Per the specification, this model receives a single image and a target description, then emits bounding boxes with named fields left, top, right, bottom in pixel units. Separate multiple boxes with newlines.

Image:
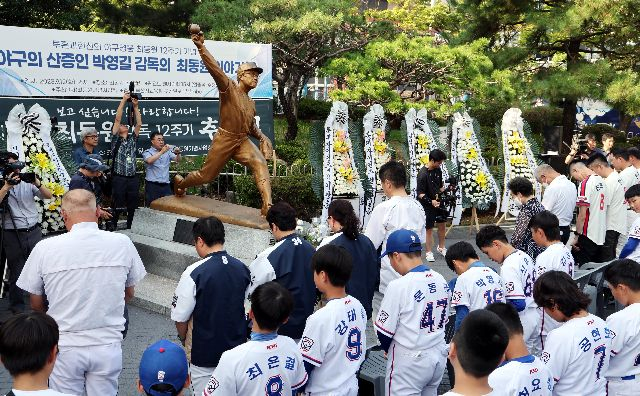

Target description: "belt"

left=114, top=173, right=137, bottom=178
left=6, top=224, right=39, bottom=232
left=146, top=180, right=169, bottom=185
left=621, top=375, right=636, bottom=380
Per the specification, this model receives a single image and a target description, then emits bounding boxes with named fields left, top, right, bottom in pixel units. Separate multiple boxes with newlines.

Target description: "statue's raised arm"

left=189, top=25, right=229, bottom=91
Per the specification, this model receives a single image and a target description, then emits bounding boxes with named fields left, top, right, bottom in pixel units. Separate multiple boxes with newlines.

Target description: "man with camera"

left=564, top=133, right=605, bottom=164
left=72, top=127, right=100, bottom=166
left=416, top=149, right=448, bottom=262
left=69, top=154, right=113, bottom=220
left=0, top=151, right=52, bottom=314
left=143, top=132, right=181, bottom=206
left=110, top=92, right=141, bottom=229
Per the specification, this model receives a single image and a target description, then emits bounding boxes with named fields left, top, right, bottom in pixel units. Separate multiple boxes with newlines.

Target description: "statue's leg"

left=175, top=130, right=238, bottom=194
left=233, top=139, right=272, bottom=216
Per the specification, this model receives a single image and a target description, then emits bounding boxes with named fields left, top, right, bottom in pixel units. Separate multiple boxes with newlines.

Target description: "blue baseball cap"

left=380, top=229, right=423, bottom=258
left=139, top=339, right=188, bottom=396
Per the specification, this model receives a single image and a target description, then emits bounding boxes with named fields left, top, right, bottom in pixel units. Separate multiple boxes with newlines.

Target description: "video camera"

left=434, top=176, right=459, bottom=223
left=570, top=131, right=590, bottom=156
left=127, top=81, right=142, bottom=102
left=0, top=152, right=36, bottom=186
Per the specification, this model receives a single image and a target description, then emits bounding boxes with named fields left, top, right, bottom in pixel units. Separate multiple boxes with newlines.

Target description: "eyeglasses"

left=85, top=135, right=98, bottom=139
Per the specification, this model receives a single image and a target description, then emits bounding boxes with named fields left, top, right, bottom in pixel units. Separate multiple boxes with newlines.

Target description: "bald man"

left=535, top=164, right=577, bottom=244
left=17, top=189, right=147, bottom=395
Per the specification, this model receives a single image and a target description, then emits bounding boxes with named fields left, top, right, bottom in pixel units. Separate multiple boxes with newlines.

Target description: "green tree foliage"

left=89, top=0, right=199, bottom=37
left=0, top=0, right=92, bottom=30
left=323, top=1, right=516, bottom=118
left=193, top=0, right=387, bottom=140
left=455, top=0, right=640, bottom=145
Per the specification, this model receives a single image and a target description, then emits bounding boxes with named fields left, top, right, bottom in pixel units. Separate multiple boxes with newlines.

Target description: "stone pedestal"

left=122, top=200, right=272, bottom=316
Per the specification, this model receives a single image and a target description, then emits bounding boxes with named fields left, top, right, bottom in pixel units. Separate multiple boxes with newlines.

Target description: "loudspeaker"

left=543, top=126, right=563, bottom=153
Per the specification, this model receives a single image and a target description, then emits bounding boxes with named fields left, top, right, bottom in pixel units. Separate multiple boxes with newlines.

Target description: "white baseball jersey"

left=605, top=171, right=627, bottom=234
left=203, top=335, right=307, bottom=396
left=451, top=265, right=505, bottom=311
left=375, top=266, right=449, bottom=351
left=576, top=174, right=607, bottom=245
left=364, top=195, right=426, bottom=294
left=299, top=296, right=367, bottom=395
left=488, top=355, right=553, bottom=396
left=606, top=302, right=640, bottom=378
left=534, top=242, right=575, bottom=281
left=541, top=313, right=612, bottom=395
left=618, top=165, right=640, bottom=191
left=501, top=250, right=535, bottom=308
left=625, top=217, right=640, bottom=263
left=618, top=165, right=640, bottom=231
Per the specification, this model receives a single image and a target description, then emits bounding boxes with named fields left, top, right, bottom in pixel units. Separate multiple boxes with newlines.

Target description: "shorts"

left=424, top=205, right=446, bottom=229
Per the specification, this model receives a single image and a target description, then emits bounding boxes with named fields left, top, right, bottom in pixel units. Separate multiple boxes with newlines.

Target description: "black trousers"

left=144, top=180, right=172, bottom=206
left=601, top=230, right=620, bottom=262
left=2, top=227, right=42, bottom=311
left=573, top=234, right=604, bottom=266
left=559, top=226, right=571, bottom=245
left=111, top=174, right=139, bottom=229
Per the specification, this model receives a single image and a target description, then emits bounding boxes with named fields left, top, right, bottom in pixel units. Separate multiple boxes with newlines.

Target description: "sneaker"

left=437, top=246, right=447, bottom=257
left=425, top=251, right=435, bottom=262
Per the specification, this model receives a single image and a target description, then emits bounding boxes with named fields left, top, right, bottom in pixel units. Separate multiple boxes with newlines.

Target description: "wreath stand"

left=445, top=205, right=481, bottom=236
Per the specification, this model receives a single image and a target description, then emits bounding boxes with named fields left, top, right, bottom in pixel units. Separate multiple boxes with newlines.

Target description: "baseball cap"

left=380, top=229, right=423, bottom=258
left=80, top=154, right=109, bottom=172
left=237, top=61, right=263, bottom=75
left=139, top=339, right=188, bottom=396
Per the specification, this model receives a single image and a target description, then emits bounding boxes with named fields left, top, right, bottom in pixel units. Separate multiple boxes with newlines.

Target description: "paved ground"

left=0, top=224, right=511, bottom=395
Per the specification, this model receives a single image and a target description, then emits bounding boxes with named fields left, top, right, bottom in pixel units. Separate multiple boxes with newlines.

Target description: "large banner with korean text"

left=0, top=97, right=273, bottom=156
left=0, top=25, right=272, bottom=99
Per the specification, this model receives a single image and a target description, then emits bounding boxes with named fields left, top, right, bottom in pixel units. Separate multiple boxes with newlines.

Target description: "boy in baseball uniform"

left=486, top=302, right=553, bottom=396
left=374, top=229, right=450, bottom=396
left=203, top=282, right=307, bottom=395
left=619, top=184, right=640, bottom=262
left=603, top=259, right=640, bottom=395
left=441, top=310, right=509, bottom=396
left=476, top=225, right=540, bottom=355
left=298, top=245, right=367, bottom=396
left=534, top=271, right=612, bottom=395
left=445, top=241, right=505, bottom=331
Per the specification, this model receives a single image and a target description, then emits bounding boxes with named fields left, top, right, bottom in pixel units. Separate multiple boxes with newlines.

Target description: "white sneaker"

left=426, top=251, right=435, bottom=262
left=437, top=246, right=447, bottom=257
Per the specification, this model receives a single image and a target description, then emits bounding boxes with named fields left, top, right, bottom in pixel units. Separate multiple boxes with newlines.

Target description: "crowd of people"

left=0, top=133, right=639, bottom=395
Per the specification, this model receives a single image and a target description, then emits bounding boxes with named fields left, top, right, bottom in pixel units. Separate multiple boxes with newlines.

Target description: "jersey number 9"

left=346, top=327, right=363, bottom=361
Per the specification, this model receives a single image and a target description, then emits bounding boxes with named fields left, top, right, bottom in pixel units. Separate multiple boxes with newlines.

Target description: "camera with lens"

left=434, top=176, right=459, bottom=223
left=571, top=131, right=590, bottom=156
left=0, top=152, right=36, bottom=186
left=127, top=81, right=142, bottom=102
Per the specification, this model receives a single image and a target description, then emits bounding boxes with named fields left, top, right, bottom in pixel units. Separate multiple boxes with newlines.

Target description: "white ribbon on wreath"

left=6, top=104, right=70, bottom=187
left=451, top=112, right=501, bottom=220
left=406, top=108, right=449, bottom=197
left=362, top=104, right=388, bottom=227
left=500, top=108, right=540, bottom=216
left=321, top=101, right=364, bottom=223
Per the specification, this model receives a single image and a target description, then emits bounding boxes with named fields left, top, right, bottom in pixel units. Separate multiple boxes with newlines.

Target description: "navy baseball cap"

left=80, top=154, right=109, bottom=172
left=380, top=229, right=423, bottom=258
left=139, top=339, right=188, bottom=396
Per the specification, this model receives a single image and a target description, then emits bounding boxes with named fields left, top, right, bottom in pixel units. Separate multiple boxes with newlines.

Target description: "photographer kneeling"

left=0, top=151, right=52, bottom=314
left=68, top=154, right=113, bottom=221
left=417, top=149, right=448, bottom=262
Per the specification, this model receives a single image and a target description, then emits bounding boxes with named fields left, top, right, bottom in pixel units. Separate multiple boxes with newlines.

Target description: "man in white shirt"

left=587, top=153, right=627, bottom=259
left=611, top=148, right=640, bottom=232
left=16, top=189, right=147, bottom=395
left=534, top=164, right=577, bottom=244
left=569, top=161, right=607, bottom=266
left=364, top=161, right=426, bottom=316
